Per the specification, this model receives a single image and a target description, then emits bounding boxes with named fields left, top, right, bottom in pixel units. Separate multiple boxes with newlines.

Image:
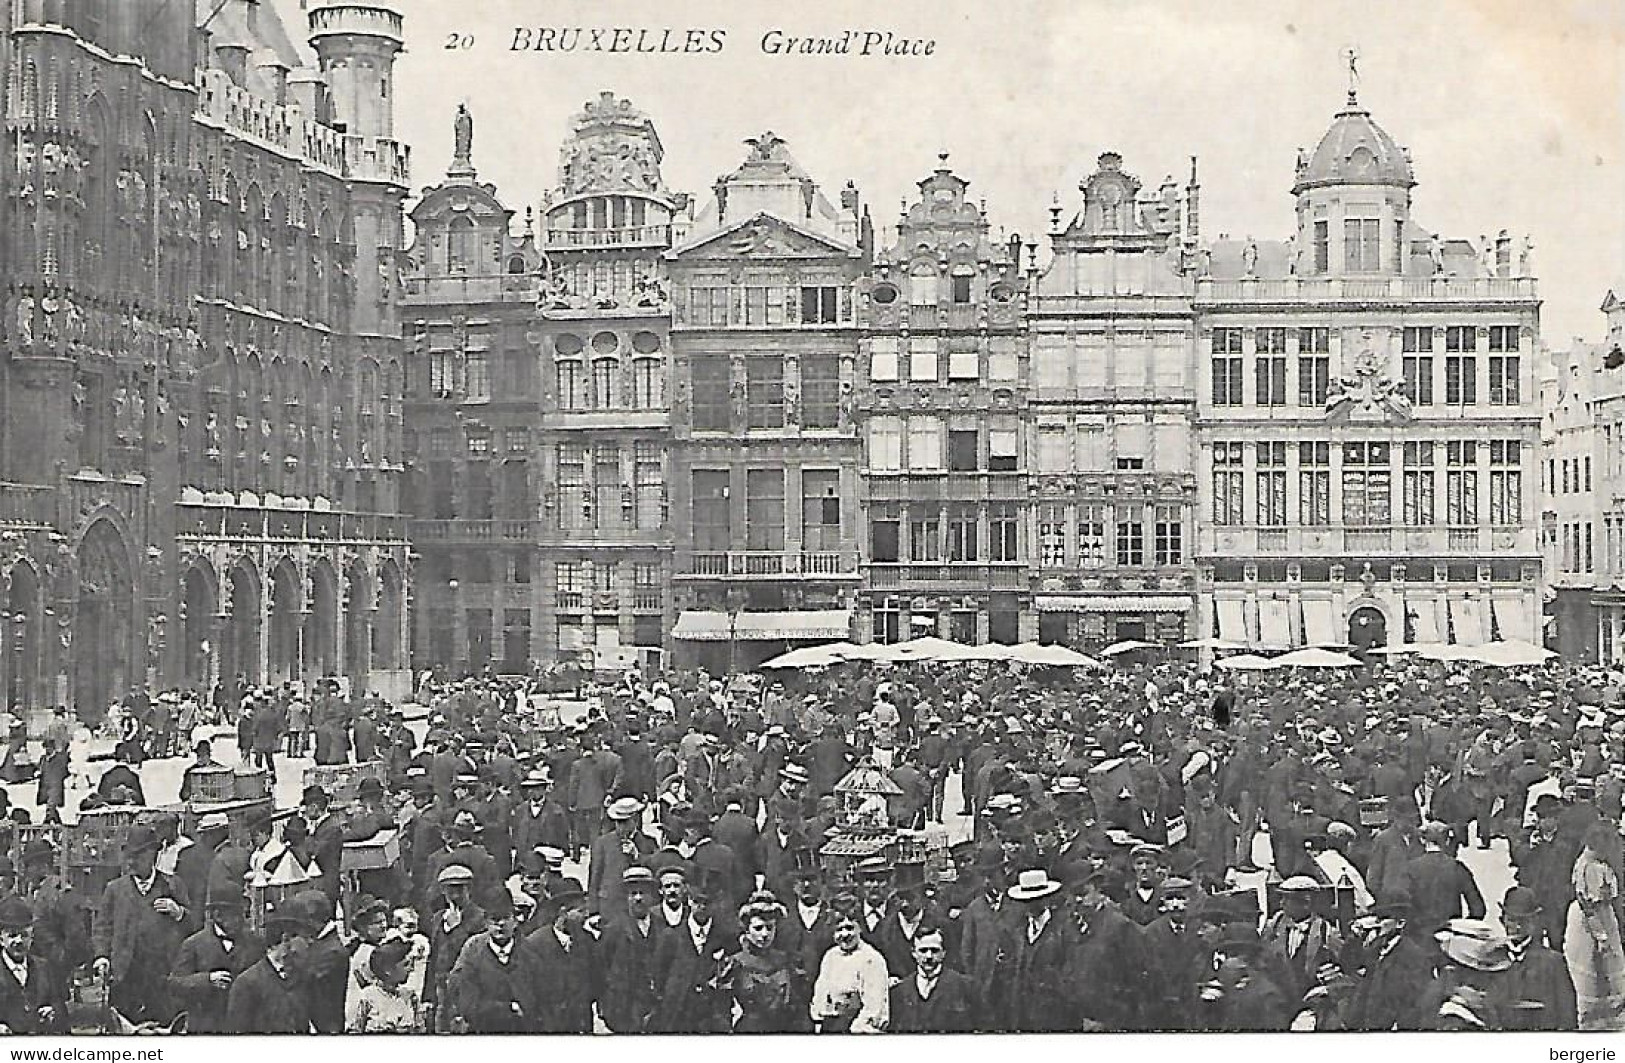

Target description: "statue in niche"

left=14, top=295, right=32, bottom=345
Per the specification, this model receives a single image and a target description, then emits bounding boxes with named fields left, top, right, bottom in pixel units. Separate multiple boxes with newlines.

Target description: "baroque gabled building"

left=666, top=133, right=871, bottom=671
left=1193, top=82, right=1542, bottom=654
left=399, top=105, right=543, bottom=674
left=856, top=158, right=1030, bottom=645
left=1027, top=153, right=1201, bottom=647
left=0, top=0, right=412, bottom=716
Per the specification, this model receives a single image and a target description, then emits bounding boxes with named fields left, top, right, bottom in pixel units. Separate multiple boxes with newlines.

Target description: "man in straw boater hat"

left=1004, top=867, right=1073, bottom=1032
left=649, top=869, right=733, bottom=1034
left=1423, top=922, right=1514, bottom=1030
left=1491, top=886, right=1577, bottom=1030
left=588, top=796, right=655, bottom=915
left=92, top=823, right=192, bottom=1026
left=0, top=895, right=66, bottom=1033
left=224, top=904, right=314, bottom=1033
left=1260, top=875, right=1344, bottom=1004
left=597, top=865, right=661, bottom=1033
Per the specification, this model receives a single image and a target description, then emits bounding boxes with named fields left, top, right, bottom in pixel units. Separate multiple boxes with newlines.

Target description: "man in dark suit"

left=168, top=896, right=265, bottom=1033
left=0, top=897, right=66, bottom=1034
left=1005, top=869, right=1077, bottom=1033
left=650, top=879, right=734, bottom=1032
left=587, top=798, right=656, bottom=915
left=424, top=865, right=487, bottom=1032
left=596, top=866, right=661, bottom=1033
left=1069, top=871, right=1154, bottom=1031
left=294, top=786, right=346, bottom=904
left=952, top=849, right=1013, bottom=1029
left=224, top=912, right=313, bottom=1034
left=1492, top=886, right=1578, bottom=1030
left=710, top=794, right=761, bottom=887
left=446, top=892, right=535, bottom=1033
left=888, top=924, right=976, bottom=1032
left=1404, top=821, right=1485, bottom=933
left=520, top=878, right=598, bottom=1033
left=92, top=825, right=192, bottom=1024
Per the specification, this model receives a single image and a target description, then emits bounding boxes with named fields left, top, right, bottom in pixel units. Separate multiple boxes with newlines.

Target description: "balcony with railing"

left=543, top=224, right=672, bottom=250
left=411, top=519, right=537, bottom=543
left=677, top=550, right=859, bottom=579
left=0, top=484, right=56, bottom=527
left=179, top=505, right=407, bottom=543
left=866, top=562, right=1027, bottom=589
left=1196, top=275, right=1538, bottom=304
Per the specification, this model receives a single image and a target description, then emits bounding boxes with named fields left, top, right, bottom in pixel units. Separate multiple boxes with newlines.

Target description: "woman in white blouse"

left=810, top=903, right=890, bottom=1033
left=347, top=940, right=423, bottom=1033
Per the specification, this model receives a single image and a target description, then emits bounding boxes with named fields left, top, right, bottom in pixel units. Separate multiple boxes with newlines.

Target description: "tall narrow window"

left=1255, top=442, right=1287, bottom=525
left=1402, top=327, right=1435, bottom=406
left=946, top=505, right=979, bottom=562
left=801, top=354, right=840, bottom=429
left=1255, top=328, right=1288, bottom=406
left=1299, top=442, right=1330, bottom=526
left=1489, top=440, right=1522, bottom=526
left=1312, top=220, right=1330, bottom=274
left=745, top=468, right=785, bottom=551
left=1297, top=327, right=1329, bottom=406
left=1212, top=442, right=1245, bottom=526
left=1211, top=329, right=1244, bottom=406
left=746, top=358, right=785, bottom=429
left=1343, top=217, right=1380, bottom=272
left=1403, top=441, right=1436, bottom=526
left=691, top=357, right=731, bottom=430
left=1155, top=505, right=1183, bottom=566
left=1114, top=505, right=1145, bottom=567
left=1446, top=441, right=1479, bottom=526
left=1445, top=326, right=1477, bottom=406
left=1487, top=325, right=1520, bottom=405
left=989, top=504, right=1019, bottom=563
left=1078, top=505, right=1106, bottom=568
left=909, top=509, right=941, bottom=562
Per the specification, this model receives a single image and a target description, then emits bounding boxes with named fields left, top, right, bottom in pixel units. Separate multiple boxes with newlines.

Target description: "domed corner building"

left=1192, top=77, right=1542, bottom=660
left=0, top=1, right=414, bottom=723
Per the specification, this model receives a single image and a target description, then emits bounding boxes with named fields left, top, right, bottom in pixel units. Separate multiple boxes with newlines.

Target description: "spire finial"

left=1345, top=46, right=1361, bottom=106
left=938, top=151, right=950, bottom=168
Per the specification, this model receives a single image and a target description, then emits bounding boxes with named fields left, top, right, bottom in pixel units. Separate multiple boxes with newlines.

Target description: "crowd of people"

left=0, top=650, right=1621, bottom=1034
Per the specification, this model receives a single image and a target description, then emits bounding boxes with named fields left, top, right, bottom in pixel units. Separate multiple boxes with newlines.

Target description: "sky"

left=278, top=0, right=1625, bottom=345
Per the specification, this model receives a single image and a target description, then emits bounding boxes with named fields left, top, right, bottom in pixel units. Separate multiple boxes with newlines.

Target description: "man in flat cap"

left=423, top=864, right=485, bottom=1032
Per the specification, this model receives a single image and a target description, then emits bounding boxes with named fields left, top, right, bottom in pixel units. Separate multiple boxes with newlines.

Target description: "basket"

left=1358, top=798, right=1390, bottom=829
left=233, top=767, right=271, bottom=801
left=188, top=767, right=236, bottom=804
left=63, top=807, right=146, bottom=870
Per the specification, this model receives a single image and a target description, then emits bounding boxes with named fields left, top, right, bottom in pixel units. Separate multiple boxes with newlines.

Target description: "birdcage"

left=303, top=761, right=384, bottom=808
left=185, top=766, right=236, bottom=805
left=233, top=765, right=271, bottom=801
left=247, top=849, right=318, bottom=935
left=62, top=807, right=146, bottom=899
left=831, top=761, right=903, bottom=831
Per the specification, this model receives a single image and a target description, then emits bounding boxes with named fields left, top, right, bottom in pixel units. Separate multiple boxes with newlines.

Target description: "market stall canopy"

left=1270, top=647, right=1362, bottom=669
left=1178, top=637, right=1251, bottom=651
left=672, top=609, right=852, bottom=642
left=1417, top=643, right=1482, bottom=663
left=1368, top=642, right=1443, bottom=656
left=759, top=642, right=860, bottom=669
left=1214, top=653, right=1277, bottom=672
left=1461, top=639, right=1557, bottom=667
left=872, top=636, right=984, bottom=664
left=1101, top=640, right=1161, bottom=657
left=1006, top=642, right=1104, bottom=668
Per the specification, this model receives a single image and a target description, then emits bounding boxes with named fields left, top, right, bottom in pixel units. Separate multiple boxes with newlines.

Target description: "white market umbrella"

left=1466, top=640, right=1557, bottom=667
left=1006, top=642, right=1104, bottom=668
left=1368, top=643, right=1430, bottom=656
left=875, top=636, right=982, bottom=664
left=1214, top=653, right=1277, bottom=672
left=1270, top=647, right=1362, bottom=669
left=958, top=643, right=1018, bottom=663
left=1178, top=637, right=1251, bottom=652
left=1418, top=643, right=1483, bottom=663
left=836, top=642, right=895, bottom=662
left=1101, top=640, right=1161, bottom=657
left=759, top=642, right=859, bottom=669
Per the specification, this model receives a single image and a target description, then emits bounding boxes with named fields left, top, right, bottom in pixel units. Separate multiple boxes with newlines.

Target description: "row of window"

left=687, top=285, right=849, bottom=328
left=1209, top=326, right=1522, bottom=407
left=690, top=469, right=845, bottom=552
left=865, top=503, right=1184, bottom=568
left=554, top=561, right=665, bottom=596
left=1559, top=522, right=1595, bottom=574
left=868, top=504, right=1021, bottom=564
left=867, top=418, right=1020, bottom=473
left=1211, top=440, right=1523, bottom=527
left=867, top=337, right=1021, bottom=384
left=422, top=427, right=534, bottom=457
left=690, top=355, right=842, bottom=430
left=1549, top=455, right=1593, bottom=496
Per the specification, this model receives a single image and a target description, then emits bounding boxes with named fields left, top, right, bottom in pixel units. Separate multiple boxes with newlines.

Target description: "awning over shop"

left=1492, top=596, right=1536, bottom=643
left=735, top=611, right=852, bottom=641
left=673, top=610, right=853, bottom=642
left=1035, top=595, right=1191, bottom=613
left=672, top=612, right=732, bottom=642
left=1257, top=599, right=1292, bottom=650
left=1449, top=597, right=1486, bottom=646
left=1410, top=599, right=1442, bottom=644
left=1216, top=599, right=1250, bottom=643
left=1301, top=599, right=1339, bottom=647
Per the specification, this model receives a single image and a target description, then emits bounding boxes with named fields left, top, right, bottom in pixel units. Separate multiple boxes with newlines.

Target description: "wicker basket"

left=233, top=767, right=271, bottom=801
left=188, top=767, right=236, bottom=804
left=303, top=761, right=384, bottom=807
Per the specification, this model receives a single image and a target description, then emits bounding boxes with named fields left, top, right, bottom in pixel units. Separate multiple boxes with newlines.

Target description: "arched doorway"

left=72, top=520, right=135, bottom=719
left=179, top=566, right=215, bottom=693
left=1348, top=605, right=1387, bottom=655
left=221, top=561, right=261, bottom=687
left=5, top=565, right=44, bottom=710
left=303, top=561, right=338, bottom=682
left=267, top=559, right=302, bottom=685
left=374, top=561, right=404, bottom=671
left=343, top=561, right=373, bottom=693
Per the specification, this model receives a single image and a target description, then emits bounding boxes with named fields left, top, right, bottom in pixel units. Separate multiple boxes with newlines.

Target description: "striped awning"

left=672, top=610, right=852, bottom=642
left=1035, top=595, right=1191, bottom=613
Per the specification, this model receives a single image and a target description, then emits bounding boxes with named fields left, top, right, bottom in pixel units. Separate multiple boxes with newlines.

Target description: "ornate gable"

left=672, top=213, right=853, bottom=261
